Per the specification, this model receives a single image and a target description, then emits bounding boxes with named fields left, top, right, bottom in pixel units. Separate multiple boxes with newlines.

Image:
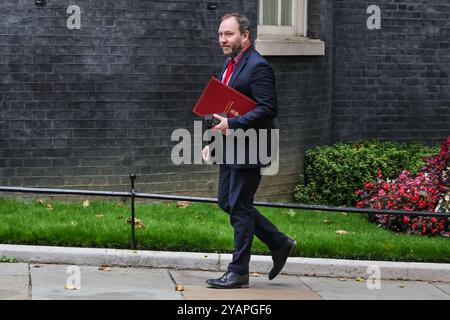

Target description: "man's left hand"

left=213, top=113, right=230, bottom=135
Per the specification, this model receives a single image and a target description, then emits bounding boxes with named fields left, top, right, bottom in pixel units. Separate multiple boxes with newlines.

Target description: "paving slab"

left=0, top=276, right=29, bottom=300
left=0, top=263, right=29, bottom=300
left=300, top=276, right=450, bottom=300
left=433, top=282, right=450, bottom=295
left=30, top=264, right=182, bottom=300
left=0, top=263, right=29, bottom=276
left=170, top=270, right=322, bottom=300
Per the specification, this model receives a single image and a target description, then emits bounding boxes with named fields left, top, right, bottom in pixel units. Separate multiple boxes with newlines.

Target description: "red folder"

left=192, top=76, right=256, bottom=118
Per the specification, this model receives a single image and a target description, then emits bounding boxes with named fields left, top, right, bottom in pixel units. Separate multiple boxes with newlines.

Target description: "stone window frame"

left=255, top=0, right=325, bottom=56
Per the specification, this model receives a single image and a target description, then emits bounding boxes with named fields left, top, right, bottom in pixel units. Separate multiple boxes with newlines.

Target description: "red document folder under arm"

left=192, top=76, right=256, bottom=118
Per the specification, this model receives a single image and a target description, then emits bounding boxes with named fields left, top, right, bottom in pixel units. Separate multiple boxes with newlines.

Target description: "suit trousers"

left=218, top=164, right=288, bottom=275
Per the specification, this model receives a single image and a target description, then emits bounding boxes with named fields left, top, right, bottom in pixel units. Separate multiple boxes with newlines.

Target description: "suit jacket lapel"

left=228, top=47, right=252, bottom=88
left=228, top=59, right=247, bottom=88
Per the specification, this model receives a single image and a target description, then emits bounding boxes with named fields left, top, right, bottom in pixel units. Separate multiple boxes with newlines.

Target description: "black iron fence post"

left=130, top=174, right=136, bottom=250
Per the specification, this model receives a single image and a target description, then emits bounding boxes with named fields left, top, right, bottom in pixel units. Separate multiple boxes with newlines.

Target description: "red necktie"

left=222, top=58, right=235, bottom=85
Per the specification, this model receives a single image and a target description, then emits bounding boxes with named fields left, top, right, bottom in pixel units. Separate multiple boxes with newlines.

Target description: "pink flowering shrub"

left=355, top=136, right=450, bottom=237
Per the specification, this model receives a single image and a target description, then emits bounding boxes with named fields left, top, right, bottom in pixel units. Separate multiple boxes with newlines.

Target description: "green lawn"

left=0, top=197, right=449, bottom=263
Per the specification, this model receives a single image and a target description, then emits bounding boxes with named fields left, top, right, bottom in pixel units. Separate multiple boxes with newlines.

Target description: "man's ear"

left=243, top=30, right=250, bottom=41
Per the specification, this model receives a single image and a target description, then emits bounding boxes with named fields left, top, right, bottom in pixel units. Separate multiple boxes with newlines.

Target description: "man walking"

left=203, top=13, right=297, bottom=289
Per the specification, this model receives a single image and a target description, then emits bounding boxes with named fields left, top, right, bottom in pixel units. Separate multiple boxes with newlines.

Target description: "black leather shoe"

left=205, top=271, right=249, bottom=289
left=269, top=238, right=297, bottom=280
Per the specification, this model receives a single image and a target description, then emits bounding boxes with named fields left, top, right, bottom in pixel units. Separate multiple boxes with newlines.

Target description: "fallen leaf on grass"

left=287, top=209, right=296, bottom=217
left=335, top=230, right=348, bottom=235
left=341, top=212, right=348, bottom=216
left=71, top=221, right=78, bottom=227
left=37, top=199, right=45, bottom=205
left=175, top=285, right=185, bottom=292
left=176, top=201, right=190, bottom=209
left=323, top=220, right=333, bottom=224
left=126, top=217, right=145, bottom=229
left=47, top=204, right=53, bottom=210
left=95, top=214, right=104, bottom=219
left=82, top=200, right=90, bottom=207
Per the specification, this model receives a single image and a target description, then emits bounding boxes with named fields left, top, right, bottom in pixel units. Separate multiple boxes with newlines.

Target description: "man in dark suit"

left=203, top=13, right=297, bottom=289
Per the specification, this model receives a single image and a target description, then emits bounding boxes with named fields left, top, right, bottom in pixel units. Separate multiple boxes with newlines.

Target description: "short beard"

left=228, top=46, right=243, bottom=58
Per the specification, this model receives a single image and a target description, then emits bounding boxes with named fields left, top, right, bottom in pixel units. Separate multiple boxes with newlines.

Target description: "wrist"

left=227, top=117, right=238, bottom=129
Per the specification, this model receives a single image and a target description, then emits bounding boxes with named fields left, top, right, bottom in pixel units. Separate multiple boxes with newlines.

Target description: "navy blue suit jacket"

left=219, top=46, right=278, bottom=169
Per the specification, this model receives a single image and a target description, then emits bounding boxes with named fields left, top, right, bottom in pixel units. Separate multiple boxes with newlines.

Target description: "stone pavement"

left=2, top=244, right=450, bottom=282
left=1, top=262, right=449, bottom=300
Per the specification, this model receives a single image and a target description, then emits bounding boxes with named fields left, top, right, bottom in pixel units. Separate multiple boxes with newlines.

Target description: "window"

left=258, top=0, right=308, bottom=37
left=255, top=0, right=324, bottom=56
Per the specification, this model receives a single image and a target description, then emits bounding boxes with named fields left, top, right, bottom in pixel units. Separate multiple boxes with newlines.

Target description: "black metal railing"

left=1, top=174, right=449, bottom=249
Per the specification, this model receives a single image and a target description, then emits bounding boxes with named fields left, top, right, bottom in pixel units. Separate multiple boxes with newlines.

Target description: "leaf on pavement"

left=64, top=285, right=79, bottom=290
left=99, top=266, right=111, bottom=272
left=175, top=285, right=185, bottom=292
left=355, top=277, right=365, bottom=282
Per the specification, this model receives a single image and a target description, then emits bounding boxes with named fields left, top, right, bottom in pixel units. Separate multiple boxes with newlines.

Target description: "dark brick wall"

left=0, top=0, right=222, bottom=195
left=2, top=0, right=446, bottom=201
left=0, top=0, right=332, bottom=200
left=333, top=0, right=450, bottom=144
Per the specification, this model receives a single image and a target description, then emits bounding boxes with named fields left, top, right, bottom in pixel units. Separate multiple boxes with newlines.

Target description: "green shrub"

left=294, top=140, right=439, bottom=206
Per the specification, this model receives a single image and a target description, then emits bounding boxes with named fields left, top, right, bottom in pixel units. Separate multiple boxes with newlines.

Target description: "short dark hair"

left=221, top=13, right=250, bottom=36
